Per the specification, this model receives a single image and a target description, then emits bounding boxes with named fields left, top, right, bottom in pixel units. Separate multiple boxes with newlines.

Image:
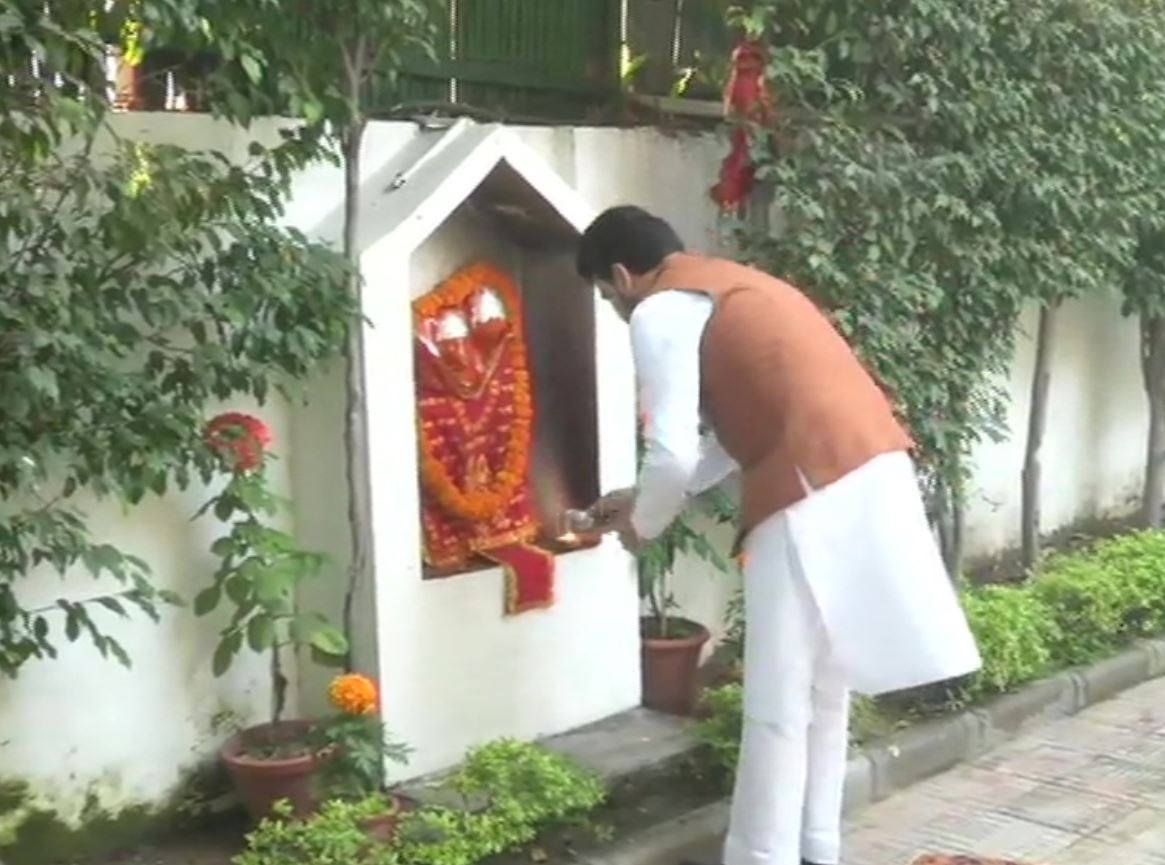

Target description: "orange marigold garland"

left=329, top=673, right=378, bottom=715
left=414, top=263, right=533, bottom=523
left=412, top=261, right=554, bottom=615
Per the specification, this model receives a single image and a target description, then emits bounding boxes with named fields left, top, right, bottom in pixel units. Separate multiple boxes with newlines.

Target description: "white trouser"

left=723, top=511, right=850, bottom=865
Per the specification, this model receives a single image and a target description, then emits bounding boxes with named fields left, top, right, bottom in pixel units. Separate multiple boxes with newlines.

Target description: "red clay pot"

left=640, top=617, right=711, bottom=716
left=364, top=795, right=415, bottom=845
left=221, top=720, right=333, bottom=821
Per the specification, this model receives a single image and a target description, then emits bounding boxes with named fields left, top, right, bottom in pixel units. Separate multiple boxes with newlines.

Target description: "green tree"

left=999, top=1, right=1165, bottom=566
left=148, top=0, right=442, bottom=664
left=0, top=1, right=356, bottom=675
left=1124, top=228, right=1165, bottom=527
left=726, top=1, right=1020, bottom=571
left=723, top=0, right=1165, bottom=570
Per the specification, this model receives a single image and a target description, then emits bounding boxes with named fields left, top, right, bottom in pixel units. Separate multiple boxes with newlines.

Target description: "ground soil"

left=97, top=814, right=247, bottom=865
left=967, top=512, right=1139, bottom=585
left=485, top=762, right=724, bottom=865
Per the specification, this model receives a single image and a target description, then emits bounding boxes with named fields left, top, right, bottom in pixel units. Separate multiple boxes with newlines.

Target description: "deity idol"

left=412, top=262, right=554, bottom=615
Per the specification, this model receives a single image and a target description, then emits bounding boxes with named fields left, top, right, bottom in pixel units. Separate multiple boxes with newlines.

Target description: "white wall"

left=0, top=113, right=1149, bottom=828
left=357, top=168, right=640, bottom=777
left=963, top=297, right=1145, bottom=555
left=0, top=395, right=297, bottom=825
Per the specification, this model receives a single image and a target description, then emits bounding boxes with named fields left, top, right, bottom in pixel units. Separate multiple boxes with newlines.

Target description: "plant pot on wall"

left=221, top=720, right=333, bottom=821
left=640, top=617, right=711, bottom=716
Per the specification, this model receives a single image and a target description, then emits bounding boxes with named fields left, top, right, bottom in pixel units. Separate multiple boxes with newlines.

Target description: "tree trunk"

left=1021, top=302, right=1057, bottom=571
left=1141, top=315, right=1165, bottom=528
left=950, top=490, right=965, bottom=578
left=271, top=644, right=287, bottom=724
left=933, top=464, right=965, bottom=579
left=340, top=117, right=374, bottom=670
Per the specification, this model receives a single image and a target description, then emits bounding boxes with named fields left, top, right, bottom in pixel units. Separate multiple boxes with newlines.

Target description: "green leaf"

left=308, top=626, right=349, bottom=658
left=193, top=586, right=221, bottom=616
left=290, top=612, right=325, bottom=643
left=224, top=574, right=252, bottom=605
left=108, top=639, right=132, bottom=668
left=241, top=55, right=264, bottom=85
left=210, top=536, right=235, bottom=557
left=212, top=631, right=243, bottom=677
left=246, top=614, right=276, bottom=652
left=310, top=645, right=348, bottom=669
left=254, top=564, right=298, bottom=603
left=27, top=366, right=59, bottom=400
left=303, top=99, right=325, bottom=125
left=213, top=497, right=235, bottom=522
left=96, top=597, right=127, bottom=617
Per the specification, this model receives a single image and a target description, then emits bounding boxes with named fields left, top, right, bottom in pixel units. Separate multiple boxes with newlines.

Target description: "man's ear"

left=611, top=262, right=634, bottom=296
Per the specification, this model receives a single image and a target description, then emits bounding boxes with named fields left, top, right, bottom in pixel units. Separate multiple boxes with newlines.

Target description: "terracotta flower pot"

left=640, top=617, right=711, bottom=716
left=364, top=795, right=415, bottom=845
left=221, top=720, right=333, bottom=821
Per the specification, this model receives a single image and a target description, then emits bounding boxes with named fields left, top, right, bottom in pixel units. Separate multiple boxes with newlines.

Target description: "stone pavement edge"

left=583, top=639, right=1165, bottom=865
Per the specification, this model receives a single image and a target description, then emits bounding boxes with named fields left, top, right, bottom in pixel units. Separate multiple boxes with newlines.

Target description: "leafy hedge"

left=965, top=530, right=1165, bottom=699
left=696, top=530, right=1165, bottom=777
left=236, top=740, right=606, bottom=865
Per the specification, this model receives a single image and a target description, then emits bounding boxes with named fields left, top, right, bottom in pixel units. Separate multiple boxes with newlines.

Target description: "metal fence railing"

left=7, top=1, right=735, bottom=123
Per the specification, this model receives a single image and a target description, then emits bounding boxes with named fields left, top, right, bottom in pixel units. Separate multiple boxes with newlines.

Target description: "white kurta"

left=630, top=288, right=980, bottom=865
left=628, top=290, right=981, bottom=698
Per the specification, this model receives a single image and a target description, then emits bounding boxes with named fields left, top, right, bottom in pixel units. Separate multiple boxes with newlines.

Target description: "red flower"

left=205, top=412, right=272, bottom=473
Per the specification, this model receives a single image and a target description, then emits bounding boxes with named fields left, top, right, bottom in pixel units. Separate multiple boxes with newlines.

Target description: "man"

left=575, top=206, right=981, bottom=865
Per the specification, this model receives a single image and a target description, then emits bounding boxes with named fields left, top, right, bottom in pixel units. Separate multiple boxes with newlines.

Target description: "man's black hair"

left=575, top=205, right=685, bottom=282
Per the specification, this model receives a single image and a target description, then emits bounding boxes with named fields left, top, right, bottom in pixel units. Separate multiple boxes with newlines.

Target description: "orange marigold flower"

left=329, top=673, right=378, bottom=715
left=205, top=412, right=273, bottom=473
left=414, top=262, right=533, bottom=524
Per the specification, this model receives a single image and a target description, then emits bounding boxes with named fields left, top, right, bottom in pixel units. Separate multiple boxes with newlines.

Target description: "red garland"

left=712, top=38, right=776, bottom=213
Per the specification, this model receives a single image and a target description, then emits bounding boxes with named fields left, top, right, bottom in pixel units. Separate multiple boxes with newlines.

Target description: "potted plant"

left=638, top=488, right=736, bottom=715
left=317, top=673, right=413, bottom=842
left=193, top=412, right=408, bottom=821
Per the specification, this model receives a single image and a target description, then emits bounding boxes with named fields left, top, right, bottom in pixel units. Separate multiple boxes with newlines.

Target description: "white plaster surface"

left=0, top=395, right=297, bottom=823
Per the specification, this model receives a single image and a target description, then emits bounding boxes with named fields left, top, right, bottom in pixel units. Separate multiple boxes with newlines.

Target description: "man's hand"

left=590, top=487, right=636, bottom=530
left=617, top=525, right=644, bottom=555
left=592, top=488, right=646, bottom=554
left=578, top=488, right=644, bottom=554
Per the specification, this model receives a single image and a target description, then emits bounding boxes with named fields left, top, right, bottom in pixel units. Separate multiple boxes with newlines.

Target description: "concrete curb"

left=586, top=637, right=1165, bottom=865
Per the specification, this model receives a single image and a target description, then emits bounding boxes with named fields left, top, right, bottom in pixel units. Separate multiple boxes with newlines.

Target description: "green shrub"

left=235, top=798, right=400, bottom=865
left=234, top=741, right=605, bottom=865
left=849, top=695, right=891, bottom=744
left=959, top=584, right=1059, bottom=702
left=1087, top=530, right=1165, bottom=637
left=394, top=740, right=606, bottom=865
left=693, top=529, right=1165, bottom=789
left=1024, top=531, right=1165, bottom=666
left=693, top=685, right=888, bottom=781
left=693, top=684, right=743, bottom=779
left=1031, top=557, right=1128, bottom=665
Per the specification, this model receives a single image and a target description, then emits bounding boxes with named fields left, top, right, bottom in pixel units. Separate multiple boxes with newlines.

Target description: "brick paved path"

left=845, top=677, right=1165, bottom=865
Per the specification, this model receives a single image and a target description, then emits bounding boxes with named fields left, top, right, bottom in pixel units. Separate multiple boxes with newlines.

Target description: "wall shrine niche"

left=409, top=197, right=600, bottom=615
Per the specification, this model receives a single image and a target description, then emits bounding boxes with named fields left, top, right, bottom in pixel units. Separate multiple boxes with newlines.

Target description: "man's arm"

left=628, top=292, right=714, bottom=541
left=688, top=432, right=739, bottom=497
